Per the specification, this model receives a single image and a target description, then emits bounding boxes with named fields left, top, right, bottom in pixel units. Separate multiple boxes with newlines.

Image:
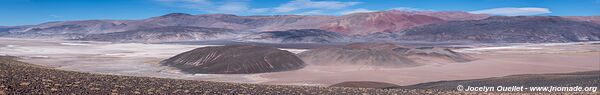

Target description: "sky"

left=1, top=0, right=599, bottom=26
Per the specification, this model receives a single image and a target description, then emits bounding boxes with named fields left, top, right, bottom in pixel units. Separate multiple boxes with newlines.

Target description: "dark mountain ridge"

left=239, top=29, right=347, bottom=43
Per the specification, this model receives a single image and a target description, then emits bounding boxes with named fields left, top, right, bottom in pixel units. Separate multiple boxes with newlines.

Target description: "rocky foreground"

left=0, top=56, right=437, bottom=94
left=1, top=56, right=597, bottom=94
left=393, top=70, right=600, bottom=90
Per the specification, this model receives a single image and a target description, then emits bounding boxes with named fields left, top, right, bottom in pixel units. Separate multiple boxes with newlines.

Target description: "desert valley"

left=1, top=38, right=599, bottom=87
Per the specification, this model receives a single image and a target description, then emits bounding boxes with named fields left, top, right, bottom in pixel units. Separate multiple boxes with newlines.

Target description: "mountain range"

left=1, top=10, right=599, bottom=43
left=78, top=26, right=237, bottom=42
left=370, top=16, right=600, bottom=43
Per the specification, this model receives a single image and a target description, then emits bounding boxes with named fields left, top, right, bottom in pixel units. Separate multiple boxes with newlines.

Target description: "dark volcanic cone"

left=160, top=45, right=305, bottom=74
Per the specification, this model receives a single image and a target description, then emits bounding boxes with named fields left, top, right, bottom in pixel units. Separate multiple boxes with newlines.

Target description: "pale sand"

left=259, top=42, right=600, bottom=86
left=1, top=38, right=598, bottom=86
left=260, top=52, right=599, bottom=86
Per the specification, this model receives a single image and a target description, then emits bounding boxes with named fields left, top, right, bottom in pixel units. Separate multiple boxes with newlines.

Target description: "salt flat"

left=1, top=38, right=598, bottom=86
left=0, top=38, right=308, bottom=84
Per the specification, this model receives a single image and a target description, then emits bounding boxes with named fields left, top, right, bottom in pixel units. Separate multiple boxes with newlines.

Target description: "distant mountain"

left=1, top=13, right=334, bottom=35
left=239, top=29, right=347, bottom=43
left=1, top=10, right=486, bottom=37
left=319, top=11, right=489, bottom=35
left=0, top=27, right=14, bottom=35
left=383, top=16, right=600, bottom=43
left=5, top=20, right=133, bottom=34
left=320, top=11, right=446, bottom=35
left=2, top=10, right=599, bottom=43
left=564, top=16, right=600, bottom=24
left=0, top=20, right=134, bottom=39
left=160, top=45, right=305, bottom=74
left=78, top=26, right=236, bottom=42
left=407, top=11, right=489, bottom=21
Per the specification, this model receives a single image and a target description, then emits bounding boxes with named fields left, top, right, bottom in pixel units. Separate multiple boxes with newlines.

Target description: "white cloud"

left=469, top=7, right=551, bottom=16
left=297, top=10, right=325, bottom=15
left=156, top=0, right=268, bottom=14
left=275, top=0, right=362, bottom=13
left=340, top=8, right=374, bottom=15
left=248, top=8, right=270, bottom=13
left=156, top=0, right=209, bottom=3
left=156, top=0, right=212, bottom=10
left=155, top=0, right=212, bottom=8
left=214, top=2, right=250, bottom=14
left=49, top=15, right=62, bottom=18
left=155, top=0, right=363, bottom=15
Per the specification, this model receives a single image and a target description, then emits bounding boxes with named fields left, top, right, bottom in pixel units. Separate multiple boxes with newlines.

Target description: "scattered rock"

left=19, top=82, right=30, bottom=86
left=50, top=88, right=58, bottom=92
left=330, top=81, right=400, bottom=89
left=90, top=87, right=100, bottom=91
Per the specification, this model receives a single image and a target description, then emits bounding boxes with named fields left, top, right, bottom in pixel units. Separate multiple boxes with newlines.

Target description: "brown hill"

left=399, top=47, right=474, bottom=63
left=298, top=43, right=419, bottom=67
left=298, top=43, right=473, bottom=66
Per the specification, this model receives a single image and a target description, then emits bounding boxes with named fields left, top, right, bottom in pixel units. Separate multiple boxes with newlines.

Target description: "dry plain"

left=1, top=38, right=598, bottom=86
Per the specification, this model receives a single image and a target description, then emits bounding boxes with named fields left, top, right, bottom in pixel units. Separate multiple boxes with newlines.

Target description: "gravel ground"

left=394, top=71, right=600, bottom=90
left=1, top=56, right=597, bottom=95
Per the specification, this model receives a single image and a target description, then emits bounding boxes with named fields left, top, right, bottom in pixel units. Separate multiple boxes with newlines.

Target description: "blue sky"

left=1, top=0, right=599, bottom=26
